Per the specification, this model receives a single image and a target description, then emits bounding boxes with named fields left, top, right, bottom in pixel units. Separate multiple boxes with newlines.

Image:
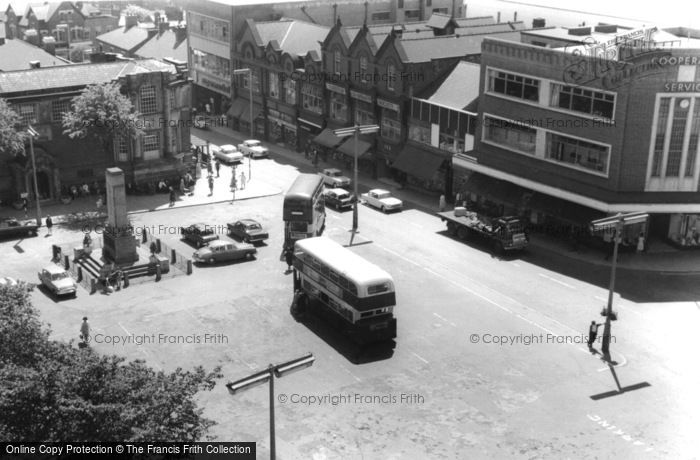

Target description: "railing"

left=142, top=228, right=193, bottom=275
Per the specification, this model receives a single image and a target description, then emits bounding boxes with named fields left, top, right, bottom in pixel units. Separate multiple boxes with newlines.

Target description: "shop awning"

left=528, top=192, right=605, bottom=225
left=313, top=128, right=343, bottom=149
left=463, top=173, right=524, bottom=206
left=238, top=103, right=262, bottom=123
left=226, top=98, right=248, bottom=118
left=337, top=137, right=372, bottom=158
left=392, top=144, right=446, bottom=180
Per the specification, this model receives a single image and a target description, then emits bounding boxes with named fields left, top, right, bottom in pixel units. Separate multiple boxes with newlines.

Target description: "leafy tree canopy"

left=124, top=5, right=153, bottom=22
left=0, top=284, right=222, bottom=442
left=0, top=98, right=26, bottom=156
left=62, top=82, right=143, bottom=156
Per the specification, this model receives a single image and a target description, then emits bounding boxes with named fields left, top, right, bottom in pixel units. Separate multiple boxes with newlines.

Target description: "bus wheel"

left=457, top=226, right=468, bottom=240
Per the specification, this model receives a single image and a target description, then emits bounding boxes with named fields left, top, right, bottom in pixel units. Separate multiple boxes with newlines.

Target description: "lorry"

left=437, top=207, right=528, bottom=252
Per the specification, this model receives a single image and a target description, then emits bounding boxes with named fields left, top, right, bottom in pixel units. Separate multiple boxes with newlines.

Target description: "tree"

left=62, top=82, right=142, bottom=160
left=0, top=284, right=222, bottom=442
left=123, top=5, right=153, bottom=22
left=0, top=98, right=26, bottom=157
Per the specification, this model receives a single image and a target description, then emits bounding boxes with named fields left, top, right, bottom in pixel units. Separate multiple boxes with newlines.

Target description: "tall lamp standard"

left=589, top=212, right=648, bottom=359
left=226, top=353, right=314, bottom=460
left=27, top=125, right=42, bottom=226
left=233, top=68, right=253, bottom=181
left=333, top=124, right=379, bottom=233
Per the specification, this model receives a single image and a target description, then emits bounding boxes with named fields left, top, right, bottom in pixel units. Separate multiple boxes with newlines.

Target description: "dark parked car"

left=180, top=223, right=220, bottom=247
left=323, top=188, right=354, bottom=211
left=227, top=219, right=269, bottom=244
left=192, top=240, right=257, bottom=264
left=0, top=218, right=38, bottom=239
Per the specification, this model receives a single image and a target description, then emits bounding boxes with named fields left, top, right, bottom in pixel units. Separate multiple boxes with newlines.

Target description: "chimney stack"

left=514, top=11, right=517, bottom=22
left=532, top=18, right=545, bottom=28
left=42, top=35, right=56, bottom=55
left=497, top=12, right=501, bottom=23
left=125, top=14, right=138, bottom=29
left=333, top=4, right=337, bottom=24
left=29, top=60, right=41, bottom=69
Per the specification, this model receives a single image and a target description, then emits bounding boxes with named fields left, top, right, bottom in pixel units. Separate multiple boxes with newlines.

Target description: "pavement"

left=3, top=123, right=699, bottom=274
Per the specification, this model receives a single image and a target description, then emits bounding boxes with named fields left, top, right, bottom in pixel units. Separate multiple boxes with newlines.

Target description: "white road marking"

left=433, top=313, right=457, bottom=328
left=241, top=359, right=256, bottom=370
left=411, top=352, right=429, bottom=364
left=118, top=322, right=131, bottom=336
left=597, top=351, right=628, bottom=371
left=539, top=273, right=576, bottom=289
left=409, top=221, right=423, bottom=229
left=342, top=366, right=362, bottom=382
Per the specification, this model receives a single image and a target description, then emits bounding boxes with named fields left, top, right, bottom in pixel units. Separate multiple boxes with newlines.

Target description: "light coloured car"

left=193, top=115, right=209, bottom=130
left=238, top=139, right=270, bottom=158
left=213, top=144, right=243, bottom=164
left=319, top=168, right=351, bottom=188
left=38, top=265, right=77, bottom=297
left=361, top=188, right=403, bottom=213
left=192, top=240, right=257, bottom=264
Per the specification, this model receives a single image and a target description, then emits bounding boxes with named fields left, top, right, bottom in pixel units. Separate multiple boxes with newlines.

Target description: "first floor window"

left=139, top=85, right=157, bottom=114
left=483, top=116, right=536, bottom=154
left=268, top=71, right=279, bottom=99
left=546, top=133, right=609, bottom=174
left=329, top=92, right=347, bottom=122
left=408, top=124, right=430, bottom=144
left=301, top=84, right=323, bottom=114
left=284, top=78, right=296, bottom=104
left=16, top=104, right=37, bottom=127
left=354, top=102, right=374, bottom=125
left=52, top=100, right=70, bottom=123
left=488, top=69, right=539, bottom=102
left=141, top=132, right=160, bottom=160
left=381, top=108, right=401, bottom=141
left=115, top=135, right=129, bottom=162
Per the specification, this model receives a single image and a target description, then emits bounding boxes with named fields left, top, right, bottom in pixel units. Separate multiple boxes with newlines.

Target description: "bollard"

left=77, top=266, right=83, bottom=282
left=156, top=239, right=162, bottom=253
left=186, top=259, right=193, bottom=275
left=171, top=249, right=176, bottom=264
left=52, top=245, right=60, bottom=261
left=155, top=264, right=162, bottom=281
left=123, top=272, right=129, bottom=288
left=142, top=226, right=148, bottom=243
left=90, top=278, right=96, bottom=294
left=64, top=254, right=70, bottom=270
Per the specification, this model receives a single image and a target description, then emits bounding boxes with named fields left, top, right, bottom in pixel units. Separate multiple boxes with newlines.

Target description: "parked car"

left=361, top=189, right=403, bottom=212
left=38, top=265, right=77, bottom=297
left=193, top=115, right=209, bottom=130
left=227, top=219, right=269, bottom=244
left=0, top=218, right=39, bottom=239
left=238, top=139, right=270, bottom=158
left=180, top=223, right=220, bottom=247
left=323, top=188, right=354, bottom=211
left=213, top=144, right=243, bottom=164
left=192, top=240, right=257, bottom=264
left=319, top=168, right=351, bottom=188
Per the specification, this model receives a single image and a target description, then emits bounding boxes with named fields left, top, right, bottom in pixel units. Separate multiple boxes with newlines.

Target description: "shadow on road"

left=590, top=362, right=652, bottom=400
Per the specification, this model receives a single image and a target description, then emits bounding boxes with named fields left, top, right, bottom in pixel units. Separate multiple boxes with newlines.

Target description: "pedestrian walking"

left=45, top=215, right=53, bottom=236
left=208, top=175, right=214, bottom=196
left=215, top=159, right=221, bottom=178
left=240, top=171, right=246, bottom=190
left=80, top=317, right=90, bottom=347
left=284, top=246, right=294, bottom=271
left=636, top=232, right=645, bottom=253
left=22, top=197, right=28, bottom=218
left=169, top=186, right=176, bottom=207
left=439, top=194, right=446, bottom=212
left=587, top=321, right=602, bottom=349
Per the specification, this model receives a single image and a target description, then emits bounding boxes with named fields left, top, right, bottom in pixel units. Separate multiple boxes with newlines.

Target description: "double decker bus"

left=283, top=174, right=326, bottom=248
left=291, top=237, right=397, bottom=346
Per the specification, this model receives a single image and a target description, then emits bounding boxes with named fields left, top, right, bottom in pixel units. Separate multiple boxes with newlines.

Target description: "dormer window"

left=360, top=56, right=368, bottom=82
left=334, top=50, right=341, bottom=75
left=387, top=64, right=395, bottom=91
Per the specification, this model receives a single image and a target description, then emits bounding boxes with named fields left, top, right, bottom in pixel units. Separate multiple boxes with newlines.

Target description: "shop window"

left=551, top=83, right=614, bottom=118
left=483, top=116, right=536, bottom=154
left=546, top=133, right=609, bottom=174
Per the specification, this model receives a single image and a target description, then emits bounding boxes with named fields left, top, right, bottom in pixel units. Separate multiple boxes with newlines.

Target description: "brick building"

left=0, top=58, right=191, bottom=204
left=451, top=26, right=700, bottom=247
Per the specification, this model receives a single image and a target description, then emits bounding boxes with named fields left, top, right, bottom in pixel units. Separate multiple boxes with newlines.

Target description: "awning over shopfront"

left=463, top=172, right=523, bottom=206
left=238, top=103, right=262, bottom=123
left=528, top=192, right=605, bottom=225
left=392, top=144, right=446, bottom=180
left=337, top=137, right=372, bottom=158
left=226, top=98, right=248, bottom=118
left=313, top=128, right=343, bottom=149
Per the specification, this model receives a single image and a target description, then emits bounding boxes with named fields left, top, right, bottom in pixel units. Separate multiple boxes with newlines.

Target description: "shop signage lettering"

left=325, top=83, right=346, bottom=95
left=652, top=56, right=700, bottom=66
left=377, top=98, right=400, bottom=112
left=200, top=76, right=230, bottom=95
left=350, top=90, right=373, bottom=103
left=663, top=82, right=700, bottom=92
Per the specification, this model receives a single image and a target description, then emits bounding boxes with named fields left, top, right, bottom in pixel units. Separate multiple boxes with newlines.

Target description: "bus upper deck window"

left=368, top=283, right=389, bottom=295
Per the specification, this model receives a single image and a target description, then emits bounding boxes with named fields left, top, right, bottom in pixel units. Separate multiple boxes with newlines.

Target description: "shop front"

left=335, top=136, right=374, bottom=175
left=298, top=116, right=324, bottom=156
left=667, top=213, right=700, bottom=247
left=391, top=142, right=450, bottom=194
left=267, top=107, right=298, bottom=151
left=193, top=71, right=231, bottom=116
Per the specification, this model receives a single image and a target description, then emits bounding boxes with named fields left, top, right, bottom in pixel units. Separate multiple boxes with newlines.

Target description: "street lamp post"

left=233, top=68, right=254, bottom=181
left=27, top=126, right=41, bottom=226
left=333, top=124, right=379, bottom=233
left=590, top=212, right=648, bottom=359
left=226, top=353, right=314, bottom=460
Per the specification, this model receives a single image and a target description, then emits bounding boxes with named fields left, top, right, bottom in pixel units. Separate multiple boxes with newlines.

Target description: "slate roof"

left=426, top=61, right=481, bottom=111
left=0, top=37, right=71, bottom=71
left=426, top=13, right=451, bottom=29
left=0, top=59, right=174, bottom=94
left=254, top=19, right=329, bottom=57
left=396, top=30, right=523, bottom=63
left=96, top=24, right=153, bottom=53
left=134, top=28, right=187, bottom=61
left=455, top=16, right=497, bottom=27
